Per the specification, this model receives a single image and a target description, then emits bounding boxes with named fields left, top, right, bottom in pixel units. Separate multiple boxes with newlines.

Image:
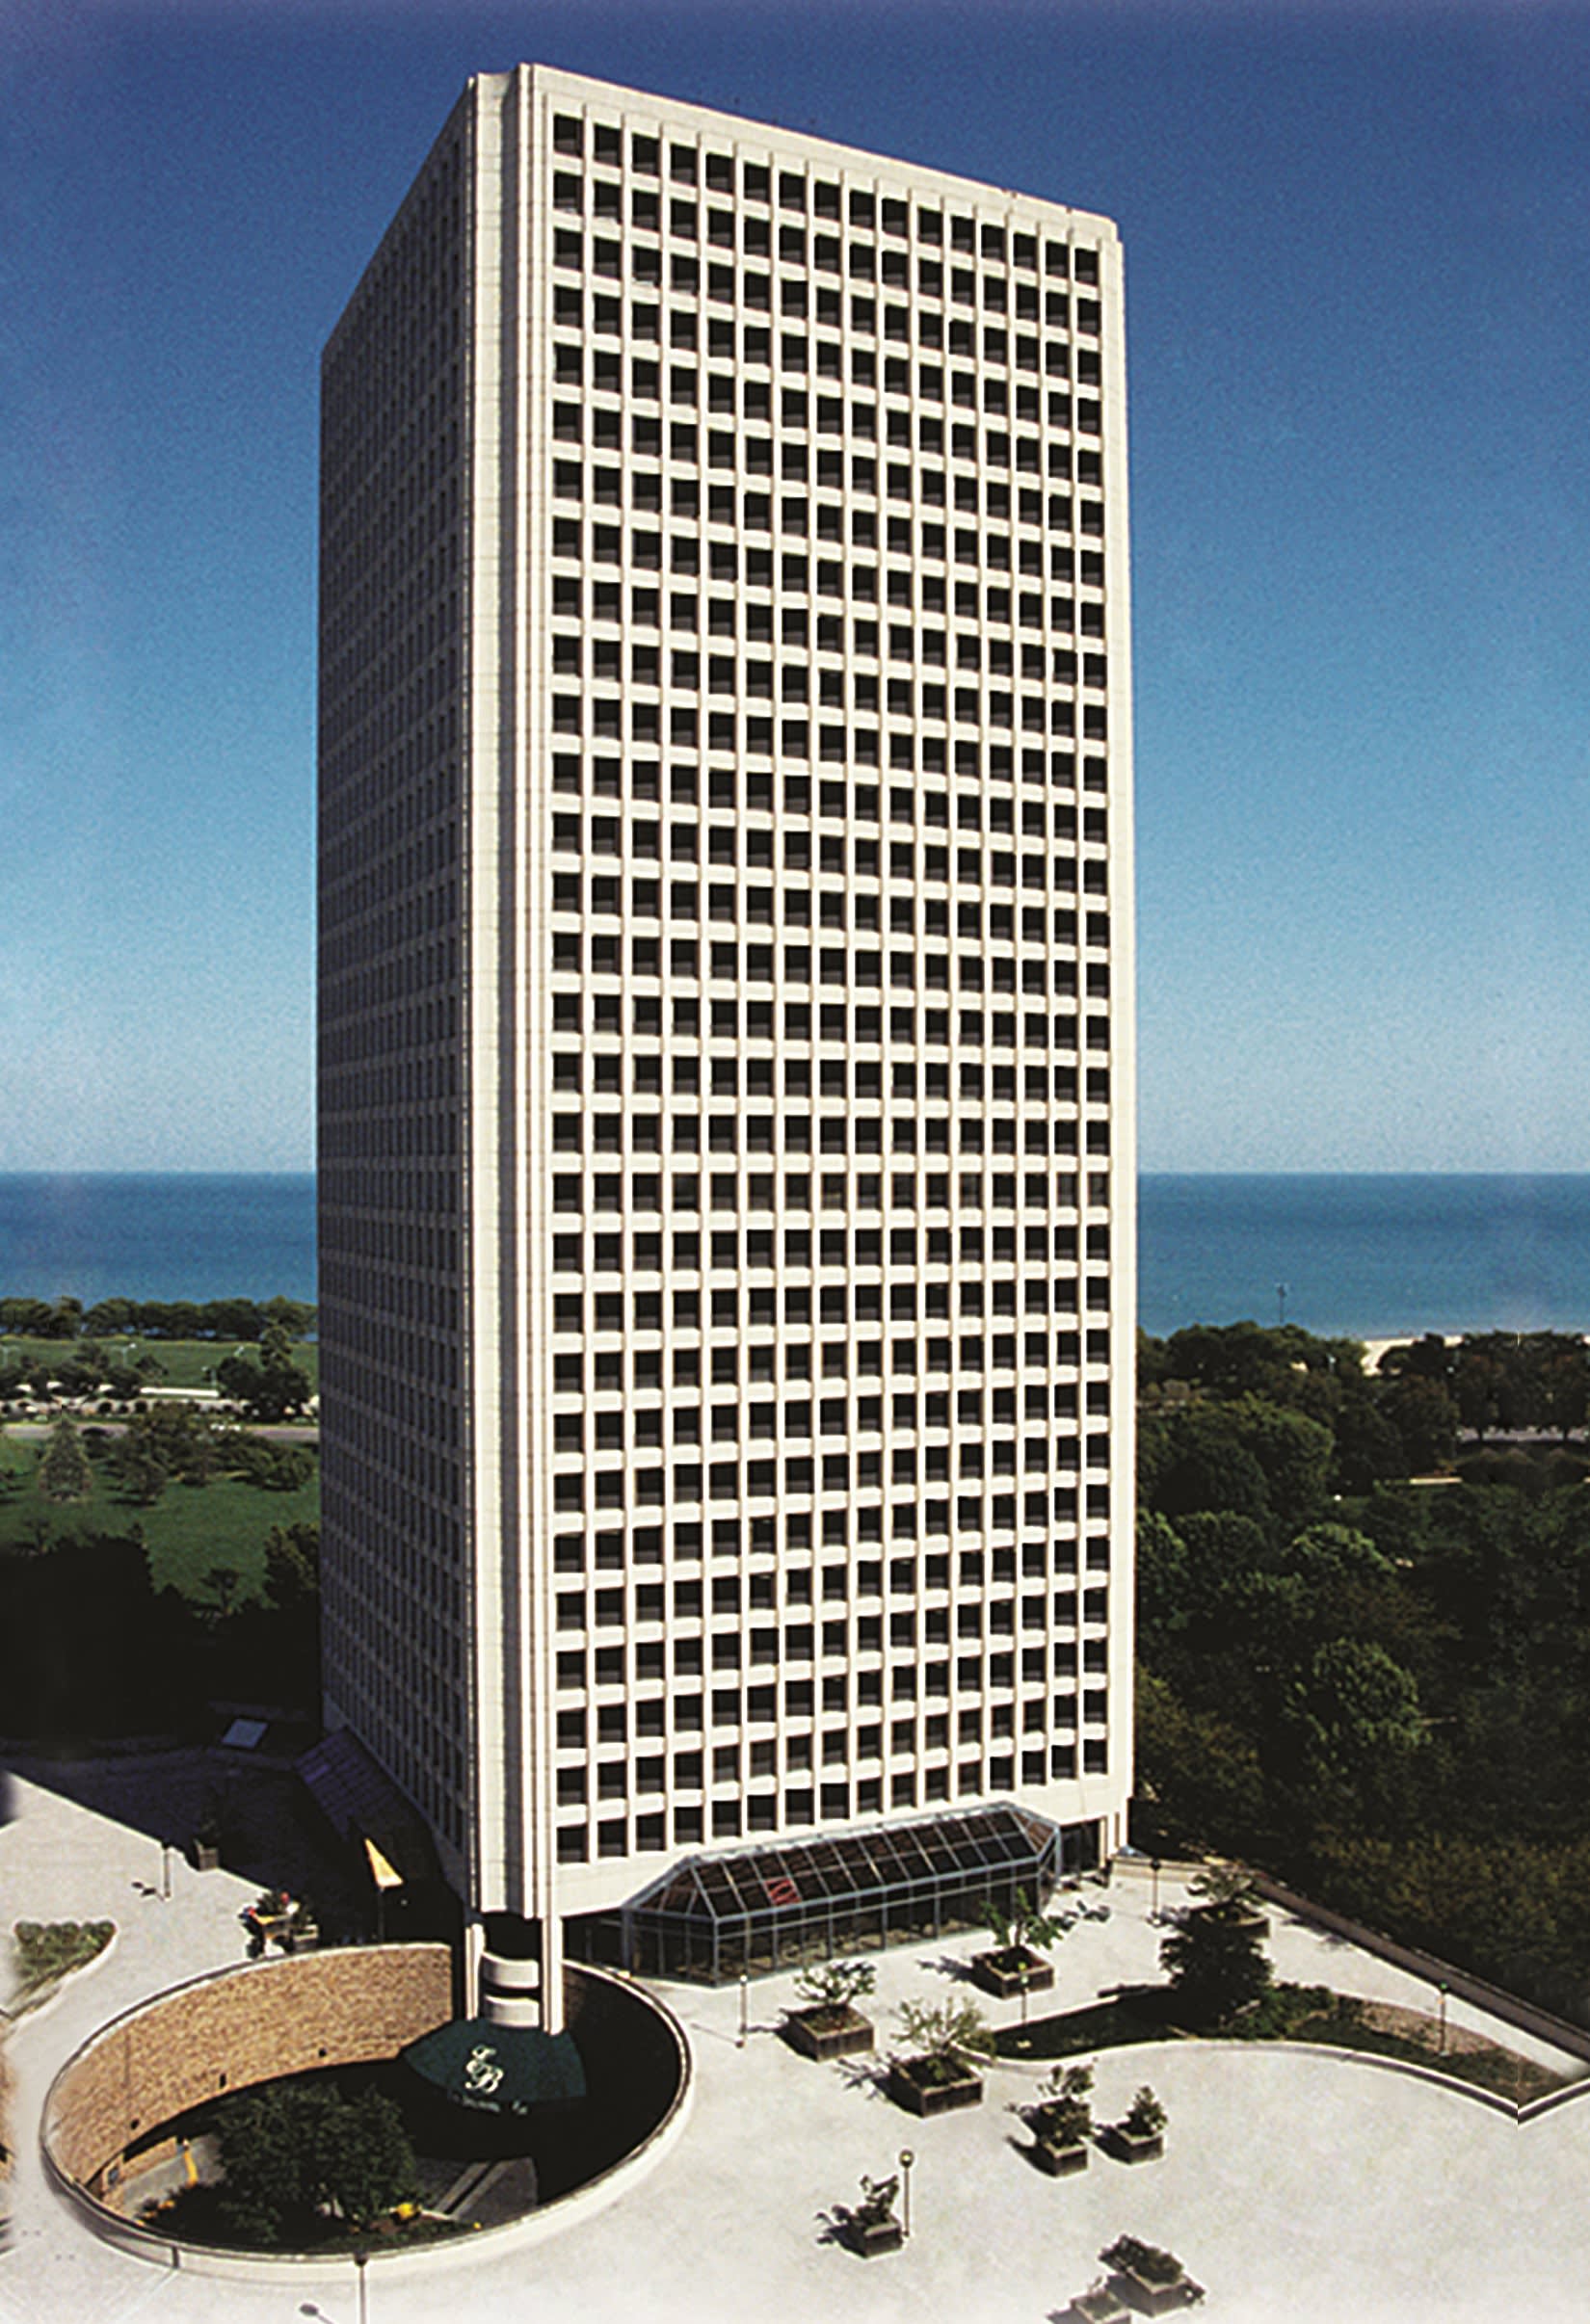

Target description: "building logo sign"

left=464, top=2043, right=504, bottom=2096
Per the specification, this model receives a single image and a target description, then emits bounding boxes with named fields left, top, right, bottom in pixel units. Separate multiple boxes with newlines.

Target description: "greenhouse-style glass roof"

left=628, top=1804, right=1060, bottom=1925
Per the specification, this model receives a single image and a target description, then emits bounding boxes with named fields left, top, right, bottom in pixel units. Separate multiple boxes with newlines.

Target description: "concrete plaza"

left=4, top=1765, right=1590, bottom=2324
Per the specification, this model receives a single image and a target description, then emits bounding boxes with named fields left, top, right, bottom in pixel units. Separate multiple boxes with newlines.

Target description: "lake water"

left=1, top=1172, right=1586, bottom=1340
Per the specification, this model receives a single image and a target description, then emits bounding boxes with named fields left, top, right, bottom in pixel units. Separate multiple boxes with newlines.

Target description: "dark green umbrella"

left=400, top=2018, right=587, bottom=2116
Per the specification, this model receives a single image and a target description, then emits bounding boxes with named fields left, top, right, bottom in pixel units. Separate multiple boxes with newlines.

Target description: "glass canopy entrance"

left=597, top=1803, right=1096, bottom=1983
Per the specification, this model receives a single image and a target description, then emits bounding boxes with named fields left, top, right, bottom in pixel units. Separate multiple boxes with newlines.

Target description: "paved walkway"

left=5, top=1771, right=1590, bottom=2322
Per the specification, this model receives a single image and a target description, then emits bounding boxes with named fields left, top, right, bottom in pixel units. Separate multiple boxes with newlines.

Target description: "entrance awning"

left=400, top=2018, right=588, bottom=2116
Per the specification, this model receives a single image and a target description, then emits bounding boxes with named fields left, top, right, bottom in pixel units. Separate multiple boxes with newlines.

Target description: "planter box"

left=888, top=2062, right=985, bottom=2117
left=970, top=1947, right=1056, bottom=2000
left=192, top=1842, right=221, bottom=1872
left=782, top=2007, right=875, bottom=2062
left=1033, top=2136, right=1089, bottom=2178
left=1069, top=2292, right=1130, bottom=2324
left=852, top=2217, right=904, bottom=2258
left=1110, top=2266, right=1197, bottom=2315
left=1104, top=2126, right=1164, bottom=2165
left=1188, top=1900, right=1270, bottom=1940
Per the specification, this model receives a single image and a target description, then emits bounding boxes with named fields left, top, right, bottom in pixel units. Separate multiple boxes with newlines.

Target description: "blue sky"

left=6, top=0, right=1588, bottom=1173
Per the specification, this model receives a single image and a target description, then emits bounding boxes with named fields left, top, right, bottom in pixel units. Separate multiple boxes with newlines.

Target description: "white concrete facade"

left=318, top=65, right=1135, bottom=1984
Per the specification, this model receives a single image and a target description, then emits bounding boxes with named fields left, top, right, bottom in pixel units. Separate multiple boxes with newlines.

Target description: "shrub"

left=13, top=1918, right=115, bottom=1994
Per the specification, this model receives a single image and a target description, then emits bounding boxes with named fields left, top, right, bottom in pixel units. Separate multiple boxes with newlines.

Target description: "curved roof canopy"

left=401, top=2019, right=587, bottom=2115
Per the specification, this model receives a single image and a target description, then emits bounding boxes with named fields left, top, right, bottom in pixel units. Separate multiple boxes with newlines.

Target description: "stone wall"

left=46, top=1943, right=453, bottom=2188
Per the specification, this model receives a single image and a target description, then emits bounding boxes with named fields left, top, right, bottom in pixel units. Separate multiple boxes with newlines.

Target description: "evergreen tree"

left=37, top=1415, right=93, bottom=1504
left=1160, top=1910, right=1272, bottom=2029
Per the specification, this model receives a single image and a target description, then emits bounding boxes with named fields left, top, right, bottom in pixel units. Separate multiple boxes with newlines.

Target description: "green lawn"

left=0, top=1334, right=319, bottom=1393
left=0, top=1437, right=318, bottom=1604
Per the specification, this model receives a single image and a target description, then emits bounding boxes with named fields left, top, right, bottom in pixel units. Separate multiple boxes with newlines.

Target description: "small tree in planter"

left=888, top=1996, right=996, bottom=2116
left=1108, top=2084, right=1167, bottom=2164
left=846, top=2170, right=903, bottom=2258
left=972, top=1886, right=1066, bottom=1998
left=1020, top=2061, right=1094, bottom=2176
left=784, top=1959, right=878, bottom=2060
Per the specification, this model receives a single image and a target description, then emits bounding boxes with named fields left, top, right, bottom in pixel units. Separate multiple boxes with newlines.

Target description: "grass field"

left=0, top=1334, right=320, bottom=1392
left=0, top=1436, right=319, bottom=1603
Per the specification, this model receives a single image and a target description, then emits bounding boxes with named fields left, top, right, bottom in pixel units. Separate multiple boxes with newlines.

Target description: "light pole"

left=1438, top=1981, right=1449, bottom=2056
left=356, top=2248, right=369, bottom=2324
left=161, top=1841, right=172, bottom=1901
left=897, top=2148, right=914, bottom=2239
left=737, top=1970, right=749, bottom=2048
left=1151, top=1854, right=1161, bottom=1922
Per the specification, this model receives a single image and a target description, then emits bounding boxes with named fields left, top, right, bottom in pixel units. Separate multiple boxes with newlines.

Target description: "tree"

left=317, top=2088, right=418, bottom=2227
left=264, top=1520, right=320, bottom=1615
left=38, top=1415, right=94, bottom=1503
left=1226, top=1395, right=1335, bottom=1534
left=1281, top=1637, right=1425, bottom=1796
left=0, top=1297, right=53, bottom=1336
left=1132, top=1669, right=1268, bottom=1858
left=1160, top=1907, right=1272, bottom=2029
left=793, top=1957, right=877, bottom=2024
left=108, top=1407, right=218, bottom=1497
left=200, top=1298, right=264, bottom=1342
left=218, top=1324, right=313, bottom=1422
left=1332, top=1389, right=1409, bottom=1493
left=1142, top=1405, right=1273, bottom=1527
left=893, top=1996, right=996, bottom=2079
left=982, top=1886, right=1066, bottom=1964
left=214, top=2085, right=308, bottom=2244
left=1379, top=1333, right=1454, bottom=1388
left=204, top=1565, right=244, bottom=1617
left=1543, top=1341, right=1590, bottom=1440
left=106, top=1425, right=172, bottom=1506
left=214, top=2082, right=417, bottom=2244
left=260, top=1294, right=317, bottom=1337
left=1381, top=1374, right=1459, bottom=1472
left=42, top=1297, right=85, bottom=1341
left=82, top=1297, right=135, bottom=1338
left=0, top=1534, right=204, bottom=1738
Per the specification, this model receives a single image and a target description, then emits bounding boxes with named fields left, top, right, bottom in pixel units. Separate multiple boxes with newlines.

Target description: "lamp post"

left=356, top=2248, right=369, bottom=2324
left=1438, top=1981, right=1449, bottom=2056
left=161, top=1841, right=172, bottom=1901
left=897, top=2148, right=914, bottom=2239
left=1151, top=1854, right=1161, bottom=1922
left=737, top=1970, right=749, bottom=2049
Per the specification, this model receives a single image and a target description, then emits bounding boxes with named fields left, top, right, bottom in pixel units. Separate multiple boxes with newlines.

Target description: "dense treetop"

left=1134, top=1320, right=1590, bottom=2026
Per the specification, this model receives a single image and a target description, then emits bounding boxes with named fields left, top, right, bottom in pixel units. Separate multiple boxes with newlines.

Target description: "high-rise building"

left=319, top=65, right=1133, bottom=2027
